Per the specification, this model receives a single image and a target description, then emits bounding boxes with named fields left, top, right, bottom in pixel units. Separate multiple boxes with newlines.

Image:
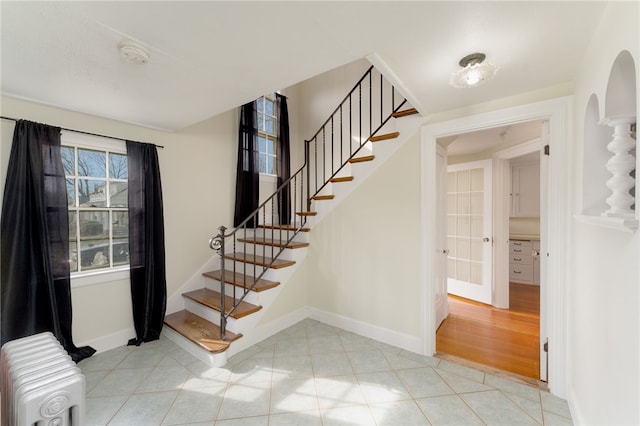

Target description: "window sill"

left=71, top=267, right=130, bottom=288
left=574, top=214, right=639, bottom=233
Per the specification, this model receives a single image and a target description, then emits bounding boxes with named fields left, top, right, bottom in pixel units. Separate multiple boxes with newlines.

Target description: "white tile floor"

left=79, top=319, right=573, bottom=425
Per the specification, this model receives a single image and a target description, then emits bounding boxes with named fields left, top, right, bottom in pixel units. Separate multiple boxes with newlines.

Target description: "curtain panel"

left=276, top=94, right=291, bottom=225
left=0, top=120, right=95, bottom=363
left=233, top=101, right=259, bottom=228
left=126, top=140, right=167, bottom=346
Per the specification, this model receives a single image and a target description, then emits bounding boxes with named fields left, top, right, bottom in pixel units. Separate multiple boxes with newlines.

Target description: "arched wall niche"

left=579, top=50, right=637, bottom=227
left=582, top=94, right=611, bottom=215
left=604, top=50, right=637, bottom=118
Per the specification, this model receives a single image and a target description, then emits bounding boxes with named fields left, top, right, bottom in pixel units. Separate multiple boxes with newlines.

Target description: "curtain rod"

left=0, top=115, right=164, bottom=149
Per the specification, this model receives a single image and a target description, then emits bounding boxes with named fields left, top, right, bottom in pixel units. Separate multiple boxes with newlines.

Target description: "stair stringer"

left=311, top=113, right=426, bottom=225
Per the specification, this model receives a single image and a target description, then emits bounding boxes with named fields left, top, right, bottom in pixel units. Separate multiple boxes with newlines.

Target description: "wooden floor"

left=436, top=283, right=541, bottom=380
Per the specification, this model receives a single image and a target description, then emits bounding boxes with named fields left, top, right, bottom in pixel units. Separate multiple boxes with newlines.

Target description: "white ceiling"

left=1, top=1, right=608, bottom=132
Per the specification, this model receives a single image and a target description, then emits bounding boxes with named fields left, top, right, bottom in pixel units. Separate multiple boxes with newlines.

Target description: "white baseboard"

left=78, top=306, right=424, bottom=365
left=566, top=387, right=583, bottom=426
left=77, top=327, right=135, bottom=354
left=308, top=307, right=423, bottom=354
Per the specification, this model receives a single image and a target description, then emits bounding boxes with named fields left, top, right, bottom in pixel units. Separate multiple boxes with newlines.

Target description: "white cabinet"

left=511, top=161, right=540, bottom=217
left=509, top=239, right=540, bottom=285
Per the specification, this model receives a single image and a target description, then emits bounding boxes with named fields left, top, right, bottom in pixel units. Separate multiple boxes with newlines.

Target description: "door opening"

left=434, top=120, right=547, bottom=381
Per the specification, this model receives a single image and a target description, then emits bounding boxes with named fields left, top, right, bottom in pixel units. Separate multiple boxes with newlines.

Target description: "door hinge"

left=543, top=339, right=549, bottom=352
left=544, top=144, right=550, bottom=156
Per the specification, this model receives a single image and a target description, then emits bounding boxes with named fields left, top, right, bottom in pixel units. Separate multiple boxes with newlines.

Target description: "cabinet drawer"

left=509, top=264, right=533, bottom=282
left=510, top=254, right=532, bottom=265
left=510, top=246, right=531, bottom=256
left=509, top=240, right=532, bottom=248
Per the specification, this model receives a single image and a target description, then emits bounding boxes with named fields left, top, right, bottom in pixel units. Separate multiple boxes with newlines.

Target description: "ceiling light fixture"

left=118, top=41, right=150, bottom=65
left=449, top=52, right=498, bottom=88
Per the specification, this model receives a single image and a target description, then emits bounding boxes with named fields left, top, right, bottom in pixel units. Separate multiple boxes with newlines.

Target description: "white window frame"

left=256, top=94, right=278, bottom=176
left=61, top=131, right=129, bottom=288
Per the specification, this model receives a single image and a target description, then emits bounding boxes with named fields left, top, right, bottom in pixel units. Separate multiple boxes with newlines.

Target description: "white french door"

left=446, top=160, right=493, bottom=304
left=434, top=145, right=449, bottom=328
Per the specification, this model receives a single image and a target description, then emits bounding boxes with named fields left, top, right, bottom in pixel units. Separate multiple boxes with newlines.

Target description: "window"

left=256, top=94, right=277, bottom=175
left=60, top=132, right=128, bottom=275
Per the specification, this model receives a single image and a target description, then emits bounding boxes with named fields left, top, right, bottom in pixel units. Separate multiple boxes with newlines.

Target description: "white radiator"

left=1, top=332, right=85, bottom=426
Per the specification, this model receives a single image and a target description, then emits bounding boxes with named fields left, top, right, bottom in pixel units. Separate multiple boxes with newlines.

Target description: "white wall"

left=569, top=2, right=639, bottom=425
left=1, top=95, right=238, bottom=350
left=305, top=132, right=423, bottom=339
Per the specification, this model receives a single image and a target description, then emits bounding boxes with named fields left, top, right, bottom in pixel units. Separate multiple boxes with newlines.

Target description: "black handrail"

left=209, top=65, right=410, bottom=339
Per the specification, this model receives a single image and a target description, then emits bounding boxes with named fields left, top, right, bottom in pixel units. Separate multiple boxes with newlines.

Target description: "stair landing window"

left=256, top=93, right=278, bottom=176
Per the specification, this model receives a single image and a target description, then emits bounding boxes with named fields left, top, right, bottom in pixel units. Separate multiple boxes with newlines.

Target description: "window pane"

left=113, top=238, right=129, bottom=266
left=68, top=212, right=77, bottom=240
left=258, top=114, right=264, bottom=132
left=78, top=149, right=106, bottom=177
left=78, top=179, right=107, bottom=207
left=265, top=99, right=274, bottom=115
left=80, top=239, right=110, bottom=270
left=69, top=242, right=78, bottom=273
left=266, top=156, right=275, bottom=175
left=257, top=98, right=264, bottom=112
left=109, top=153, right=127, bottom=179
left=258, top=136, right=267, bottom=153
left=66, top=178, right=76, bottom=207
left=259, top=154, right=267, bottom=174
left=79, top=211, right=108, bottom=240
left=61, top=146, right=75, bottom=175
left=112, top=211, right=128, bottom=237
left=265, top=117, right=274, bottom=134
left=266, top=138, right=275, bottom=155
left=110, top=182, right=128, bottom=207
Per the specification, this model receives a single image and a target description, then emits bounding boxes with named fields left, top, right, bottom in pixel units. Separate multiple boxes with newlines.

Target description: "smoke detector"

left=118, top=41, right=150, bottom=65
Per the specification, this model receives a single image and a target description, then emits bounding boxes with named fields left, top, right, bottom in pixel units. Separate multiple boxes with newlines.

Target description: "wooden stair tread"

left=391, top=108, right=419, bottom=118
left=258, top=224, right=310, bottom=232
left=183, top=288, right=262, bottom=319
left=237, top=237, right=309, bottom=249
left=224, top=252, right=296, bottom=269
left=312, top=195, right=335, bottom=201
left=349, top=155, right=375, bottom=164
left=164, top=310, right=241, bottom=353
left=296, top=211, right=317, bottom=216
left=330, top=176, right=354, bottom=183
left=203, top=270, right=280, bottom=292
left=369, top=131, right=400, bottom=142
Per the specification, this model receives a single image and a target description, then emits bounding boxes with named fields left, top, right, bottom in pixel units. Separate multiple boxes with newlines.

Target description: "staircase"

left=163, top=65, right=422, bottom=366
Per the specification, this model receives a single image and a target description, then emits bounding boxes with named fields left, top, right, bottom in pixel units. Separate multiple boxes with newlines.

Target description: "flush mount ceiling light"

left=118, top=41, right=150, bottom=65
left=449, top=52, right=498, bottom=88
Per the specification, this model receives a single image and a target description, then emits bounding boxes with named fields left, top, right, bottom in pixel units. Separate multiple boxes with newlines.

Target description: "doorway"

left=420, top=97, right=573, bottom=397
left=436, top=121, right=544, bottom=380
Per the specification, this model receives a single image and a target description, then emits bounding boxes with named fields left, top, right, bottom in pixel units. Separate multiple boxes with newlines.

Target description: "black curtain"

left=126, top=141, right=166, bottom=346
left=276, top=94, right=291, bottom=225
left=233, top=101, right=259, bottom=227
left=0, top=120, right=95, bottom=363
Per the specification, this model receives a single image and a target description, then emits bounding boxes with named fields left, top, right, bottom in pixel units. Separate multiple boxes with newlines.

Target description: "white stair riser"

left=183, top=291, right=272, bottom=336
left=204, top=280, right=262, bottom=306
left=225, top=248, right=307, bottom=269
left=183, top=298, right=242, bottom=333
left=163, top=327, right=227, bottom=367
left=247, top=228, right=310, bottom=243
